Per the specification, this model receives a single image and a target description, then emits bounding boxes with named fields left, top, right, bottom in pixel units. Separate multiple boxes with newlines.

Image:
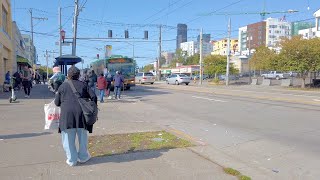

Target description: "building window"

left=24, top=38, right=29, bottom=43
left=2, top=6, right=8, bottom=33
left=269, top=25, right=277, bottom=28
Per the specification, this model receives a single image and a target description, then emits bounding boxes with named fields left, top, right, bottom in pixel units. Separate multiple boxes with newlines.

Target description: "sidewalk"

left=0, top=84, right=235, bottom=180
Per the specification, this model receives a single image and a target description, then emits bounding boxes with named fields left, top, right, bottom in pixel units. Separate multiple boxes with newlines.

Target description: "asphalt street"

left=125, top=84, right=320, bottom=180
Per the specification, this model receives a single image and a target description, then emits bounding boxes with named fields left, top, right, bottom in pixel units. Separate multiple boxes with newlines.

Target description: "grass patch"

left=223, top=167, right=251, bottom=180
left=223, top=167, right=241, bottom=176
left=239, top=175, right=252, bottom=180
left=88, top=131, right=193, bottom=157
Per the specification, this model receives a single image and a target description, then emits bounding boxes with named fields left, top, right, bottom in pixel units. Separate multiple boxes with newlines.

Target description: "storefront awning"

left=16, top=55, right=32, bottom=68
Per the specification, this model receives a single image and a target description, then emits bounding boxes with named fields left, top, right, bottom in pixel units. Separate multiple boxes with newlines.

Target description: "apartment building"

left=0, top=0, right=13, bottom=84
left=211, top=38, right=238, bottom=56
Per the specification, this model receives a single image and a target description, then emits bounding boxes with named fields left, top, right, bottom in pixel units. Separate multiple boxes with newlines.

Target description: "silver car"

left=166, top=74, right=190, bottom=85
left=135, top=72, right=155, bottom=84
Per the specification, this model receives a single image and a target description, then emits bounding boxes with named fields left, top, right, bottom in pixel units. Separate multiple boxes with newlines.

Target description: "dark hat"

left=68, top=66, right=80, bottom=80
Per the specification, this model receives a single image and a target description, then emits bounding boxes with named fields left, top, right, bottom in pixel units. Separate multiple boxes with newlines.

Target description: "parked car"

left=218, top=75, right=239, bottom=81
left=166, top=74, right=190, bottom=85
left=135, top=72, right=155, bottom=84
left=261, top=71, right=290, bottom=80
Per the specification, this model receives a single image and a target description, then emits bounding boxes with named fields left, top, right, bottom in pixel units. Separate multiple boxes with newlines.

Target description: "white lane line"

left=192, top=96, right=227, bottom=102
left=313, top=99, right=320, bottom=102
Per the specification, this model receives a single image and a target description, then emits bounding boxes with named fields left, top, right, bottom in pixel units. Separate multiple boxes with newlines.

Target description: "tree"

left=185, top=53, right=200, bottom=65
left=279, top=36, right=320, bottom=88
left=38, top=66, right=53, bottom=75
left=204, top=55, right=237, bottom=79
left=249, top=46, right=278, bottom=71
left=168, top=49, right=186, bottom=68
left=143, top=64, right=154, bottom=72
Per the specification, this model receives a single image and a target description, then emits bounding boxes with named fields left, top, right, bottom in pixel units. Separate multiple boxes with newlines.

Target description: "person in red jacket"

left=97, top=73, right=107, bottom=103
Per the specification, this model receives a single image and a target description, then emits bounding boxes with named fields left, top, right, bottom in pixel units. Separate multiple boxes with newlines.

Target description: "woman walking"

left=21, top=66, right=32, bottom=98
left=54, top=66, right=97, bottom=166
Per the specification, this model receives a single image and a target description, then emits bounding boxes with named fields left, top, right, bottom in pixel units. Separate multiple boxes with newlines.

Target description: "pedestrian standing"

left=97, top=73, right=107, bottom=103
left=42, top=72, right=47, bottom=84
left=113, top=71, right=124, bottom=99
left=54, top=66, right=97, bottom=166
left=21, top=66, right=32, bottom=98
left=87, top=70, right=97, bottom=94
left=105, top=71, right=112, bottom=99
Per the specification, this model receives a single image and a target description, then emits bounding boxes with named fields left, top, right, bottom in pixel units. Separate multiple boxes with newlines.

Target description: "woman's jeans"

left=61, top=128, right=90, bottom=166
left=99, top=89, right=105, bottom=102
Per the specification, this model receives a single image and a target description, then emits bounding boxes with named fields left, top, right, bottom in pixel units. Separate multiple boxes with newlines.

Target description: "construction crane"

left=207, top=9, right=298, bottom=21
left=200, top=0, right=298, bottom=20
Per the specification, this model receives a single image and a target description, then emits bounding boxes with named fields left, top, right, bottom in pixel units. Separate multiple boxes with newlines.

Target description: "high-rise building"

left=176, top=24, right=187, bottom=50
left=298, top=9, right=320, bottom=39
left=197, top=34, right=211, bottom=43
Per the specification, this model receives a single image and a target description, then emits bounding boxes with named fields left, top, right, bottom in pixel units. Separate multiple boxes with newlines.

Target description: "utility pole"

left=199, top=28, right=203, bottom=85
left=226, top=18, right=231, bottom=86
left=59, top=7, right=62, bottom=56
left=30, top=9, right=33, bottom=43
left=72, top=0, right=79, bottom=56
left=29, top=8, right=47, bottom=66
left=158, top=25, right=162, bottom=81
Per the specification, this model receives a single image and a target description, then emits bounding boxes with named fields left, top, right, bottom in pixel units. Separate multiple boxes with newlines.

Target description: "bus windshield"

left=107, top=63, right=135, bottom=78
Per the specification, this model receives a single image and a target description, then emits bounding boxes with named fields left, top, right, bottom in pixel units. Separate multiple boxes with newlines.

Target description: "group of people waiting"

left=79, top=69, right=124, bottom=103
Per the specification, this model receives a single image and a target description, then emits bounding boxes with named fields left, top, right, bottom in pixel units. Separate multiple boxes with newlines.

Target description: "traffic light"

left=108, top=30, right=112, bottom=38
left=144, top=31, right=148, bottom=40
left=125, top=30, right=129, bottom=39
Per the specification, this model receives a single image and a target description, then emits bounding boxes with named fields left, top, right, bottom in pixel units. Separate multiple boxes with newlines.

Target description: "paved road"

left=125, top=84, right=320, bottom=179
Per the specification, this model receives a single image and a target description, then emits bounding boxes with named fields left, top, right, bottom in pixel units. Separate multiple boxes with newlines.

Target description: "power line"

left=185, top=0, right=246, bottom=24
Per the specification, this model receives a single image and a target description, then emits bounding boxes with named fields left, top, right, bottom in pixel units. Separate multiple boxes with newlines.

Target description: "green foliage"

left=184, top=53, right=200, bottom=65
left=143, top=64, right=154, bottom=72
left=37, top=66, right=53, bottom=75
left=279, top=36, right=320, bottom=88
left=239, top=175, right=252, bottom=180
left=249, top=46, right=277, bottom=71
left=204, top=55, right=238, bottom=77
left=223, top=168, right=241, bottom=176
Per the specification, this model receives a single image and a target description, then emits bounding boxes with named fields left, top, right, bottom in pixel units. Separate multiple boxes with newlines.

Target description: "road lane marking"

left=192, top=96, right=227, bottom=102
left=313, top=99, right=320, bottom=102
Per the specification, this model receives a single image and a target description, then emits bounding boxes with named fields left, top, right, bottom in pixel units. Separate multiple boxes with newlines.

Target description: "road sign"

left=55, top=42, right=72, bottom=46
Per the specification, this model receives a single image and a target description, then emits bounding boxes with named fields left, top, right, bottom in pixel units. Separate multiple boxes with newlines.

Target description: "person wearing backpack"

left=54, top=66, right=97, bottom=166
left=50, top=67, right=65, bottom=92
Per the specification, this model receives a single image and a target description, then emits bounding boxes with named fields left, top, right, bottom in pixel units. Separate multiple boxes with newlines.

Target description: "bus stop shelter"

left=54, top=55, right=82, bottom=75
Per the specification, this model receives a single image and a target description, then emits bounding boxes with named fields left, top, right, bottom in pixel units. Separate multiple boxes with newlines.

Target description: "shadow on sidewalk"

left=81, top=149, right=168, bottom=166
left=0, top=132, right=52, bottom=140
left=0, top=84, right=55, bottom=100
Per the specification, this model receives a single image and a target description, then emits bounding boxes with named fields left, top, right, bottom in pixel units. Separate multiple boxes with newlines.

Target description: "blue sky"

left=12, top=0, right=320, bottom=67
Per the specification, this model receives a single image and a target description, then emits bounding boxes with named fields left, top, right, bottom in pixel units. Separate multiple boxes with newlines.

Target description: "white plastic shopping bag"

left=44, top=100, right=60, bottom=130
